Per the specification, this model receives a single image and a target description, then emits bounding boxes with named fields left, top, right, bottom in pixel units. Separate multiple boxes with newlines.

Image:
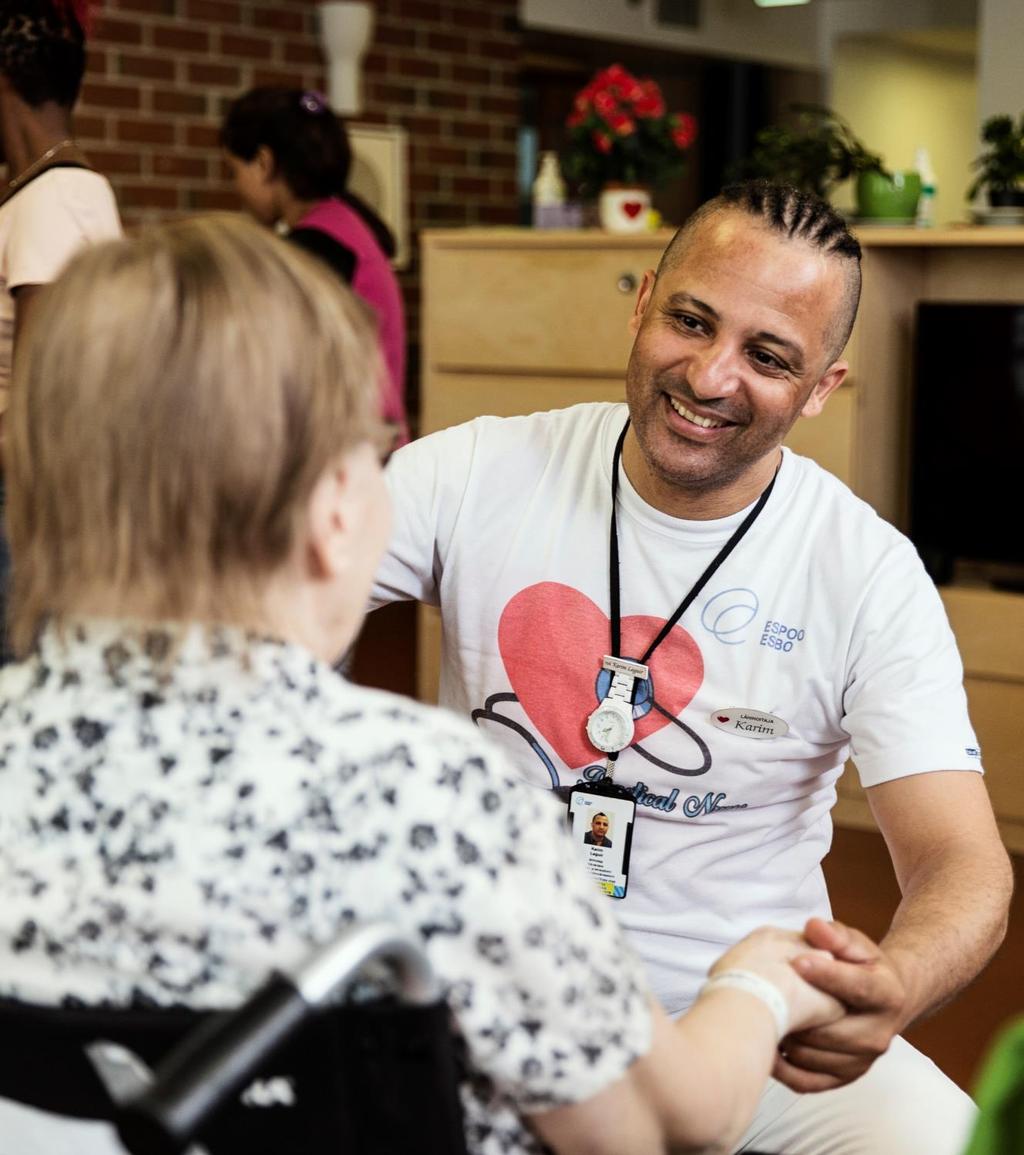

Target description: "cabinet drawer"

left=782, top=386, right=856, bottom=489
left=427, top=244, right=663, bottom=373
left=423, top=372, right=626, bottom=435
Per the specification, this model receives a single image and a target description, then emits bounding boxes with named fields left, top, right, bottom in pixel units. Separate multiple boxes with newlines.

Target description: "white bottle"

left=915, top=146, right=937, bottom=227
left=532, top=151, right=566, bottom=229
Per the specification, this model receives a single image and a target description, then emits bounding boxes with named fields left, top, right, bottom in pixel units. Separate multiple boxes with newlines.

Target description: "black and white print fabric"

left=0, top=621, right=651, bottom=1154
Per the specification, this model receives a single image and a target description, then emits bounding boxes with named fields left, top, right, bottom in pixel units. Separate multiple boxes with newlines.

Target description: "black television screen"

left=910, top=302, right=1024, bottom=584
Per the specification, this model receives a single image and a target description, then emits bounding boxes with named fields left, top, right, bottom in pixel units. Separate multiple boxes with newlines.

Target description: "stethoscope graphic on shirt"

left=472, top=418, right=779, bottom=792
left=471, top=687, right=712, bottom=791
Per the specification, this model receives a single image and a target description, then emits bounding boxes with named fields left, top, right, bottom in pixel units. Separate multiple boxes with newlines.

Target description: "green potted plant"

left=967, top=114, right=1024, bottom=207
left=733, top=105, right=920, bottom=221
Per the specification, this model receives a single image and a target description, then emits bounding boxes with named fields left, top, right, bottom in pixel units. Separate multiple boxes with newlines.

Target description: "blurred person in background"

left=0, top=0, right=121, bottom=658
left=222, top=86, right=408, bottom=452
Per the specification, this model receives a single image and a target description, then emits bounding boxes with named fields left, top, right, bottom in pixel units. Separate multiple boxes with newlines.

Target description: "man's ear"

left=628, top=269, right=657, bottom=337
left=305, top=461, right=352, bottom=581
left=801, top=361, right=848, bottom=418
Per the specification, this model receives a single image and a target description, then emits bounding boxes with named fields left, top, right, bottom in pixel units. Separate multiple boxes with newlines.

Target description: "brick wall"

left=79, top=0, right=523, bottom=415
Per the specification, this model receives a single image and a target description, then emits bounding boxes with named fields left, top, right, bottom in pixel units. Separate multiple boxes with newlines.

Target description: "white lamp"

left=317, top=2, right=374, bottom=116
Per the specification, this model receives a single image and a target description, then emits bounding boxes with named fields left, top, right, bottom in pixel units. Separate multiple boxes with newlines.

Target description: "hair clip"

left=299, top=91, right=327, bottom=115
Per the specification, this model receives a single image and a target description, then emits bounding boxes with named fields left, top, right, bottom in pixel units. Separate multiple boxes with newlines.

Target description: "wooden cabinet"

left=419, top=227, right=1024, bottom=849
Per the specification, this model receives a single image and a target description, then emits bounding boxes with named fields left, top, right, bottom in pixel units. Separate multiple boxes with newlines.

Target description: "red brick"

left=451, top=62, right=489, bottom=86
left=184, top=0, right=242, bottom=22
left=426, top=30, right=470, bottom=54
left=120, top=184, right=181, bottom=209
left=365, top=82, right=417, bottom=106
left=87, top=48, right=108, bottom=75
left=93, top=15, right=143, bottom=45
left=152, top=89, right=208, bottom=115
left=452, top=175, right=491, bottom=196
left=119, top=52, right=176, bottom=81
left=186, top=124, right=222, bottom=149
left=451, top=121, right=491, bottom=142
left=282, top=41, right=322, bottom=66
left=426, top=89, right=470, bottom=111
left=187, top=189, right=242, bottom=211
left=477, top=203, right=518, bottom=224
left=79, top=82, right=141, bottom=110
left=251, top=68, right=304, bottom=88
left=374, top=23, right=416, bottom=49
left=396, top=0, right=440, bottom=21
left=423, top=144, right=470, bottom=166
left=221, top=32, right=273, bottom=59
left=253, top=7, right=306, bottom=33
left=478, top=93, right=519, bottom=117
left=187, top=61, right=242, bottom=87
left=113, top=0, right=176, bottom=13
left=395, top=55, right=441, bottom=80
left=152, top=25, right=210, bottom=52
left=152, top=154, right=209, bottom=179
left=475, top=36, right=518, bottom=62
left=74, top=114, right=108, bottom=139
left=116, top=118, right=176, bottom=145
left=84, top=149, right=143, bottom=175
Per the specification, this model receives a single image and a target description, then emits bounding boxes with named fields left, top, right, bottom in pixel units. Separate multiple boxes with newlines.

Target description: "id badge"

left=566, top=779, right=636, bottom=899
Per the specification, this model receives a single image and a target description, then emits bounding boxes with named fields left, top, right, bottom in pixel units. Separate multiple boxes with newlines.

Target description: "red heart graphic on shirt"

left=622, top=201, right=644, bottom=219
left=717, top=715, right=730, bottom=723
left=498, top=582, right=704, bottom=770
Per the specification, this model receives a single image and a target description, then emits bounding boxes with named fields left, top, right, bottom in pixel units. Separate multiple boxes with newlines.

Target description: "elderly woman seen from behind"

left=0, top=216, right=841, bottom=1155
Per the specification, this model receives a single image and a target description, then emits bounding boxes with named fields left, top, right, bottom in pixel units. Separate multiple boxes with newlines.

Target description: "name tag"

left=710, top=708, right=788, bottom=740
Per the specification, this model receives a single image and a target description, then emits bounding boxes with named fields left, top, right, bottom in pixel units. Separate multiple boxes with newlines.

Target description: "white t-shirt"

left=0, top=165, right=122, bottom=402
left=373, top=402, right=982, bottom=1013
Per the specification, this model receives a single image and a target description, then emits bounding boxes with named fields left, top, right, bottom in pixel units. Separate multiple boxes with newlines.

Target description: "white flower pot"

left=598, top=185, right=651, bottom=233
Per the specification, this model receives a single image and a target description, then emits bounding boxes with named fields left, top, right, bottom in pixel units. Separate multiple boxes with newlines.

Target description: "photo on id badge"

left=568, top=791, right=635, bottom=899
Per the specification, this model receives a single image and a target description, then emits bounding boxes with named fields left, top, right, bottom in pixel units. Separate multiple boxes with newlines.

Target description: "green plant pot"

left=855, top=169, right=922, bottom=221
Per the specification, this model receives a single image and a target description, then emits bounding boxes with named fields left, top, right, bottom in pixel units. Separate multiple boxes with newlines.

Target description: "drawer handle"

left=616, top=273, right=637, bottom=294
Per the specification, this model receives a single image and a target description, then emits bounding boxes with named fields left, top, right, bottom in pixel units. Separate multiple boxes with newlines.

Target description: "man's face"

left=591, top=814, right=610, bottom=841
left=625, top=211, right=848, bottom=500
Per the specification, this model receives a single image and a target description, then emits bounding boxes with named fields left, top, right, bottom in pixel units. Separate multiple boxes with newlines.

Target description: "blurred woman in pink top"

left=222, top=87, right=408, bottom=450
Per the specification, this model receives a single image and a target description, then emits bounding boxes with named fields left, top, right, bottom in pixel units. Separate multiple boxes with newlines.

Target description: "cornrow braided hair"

left=720, top=180, right=862, bottom=261
left=0, top=0, right=86, bottom=108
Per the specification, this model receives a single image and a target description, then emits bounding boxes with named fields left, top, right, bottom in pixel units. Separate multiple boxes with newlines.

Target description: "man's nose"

left=687, top=342, right=741, bottom=400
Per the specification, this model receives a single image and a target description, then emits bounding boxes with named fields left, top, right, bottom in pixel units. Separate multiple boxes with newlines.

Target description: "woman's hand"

left=708, top=926, right=845, bottom=1035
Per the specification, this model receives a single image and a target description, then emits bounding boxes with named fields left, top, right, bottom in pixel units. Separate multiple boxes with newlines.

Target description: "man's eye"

left=750, top=349, right=786, bottom=372
left=670, top=312, right=705, bottom=333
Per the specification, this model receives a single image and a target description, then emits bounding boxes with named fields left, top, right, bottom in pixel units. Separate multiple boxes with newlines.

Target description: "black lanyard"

left=608, top=417, right=779, bottom=674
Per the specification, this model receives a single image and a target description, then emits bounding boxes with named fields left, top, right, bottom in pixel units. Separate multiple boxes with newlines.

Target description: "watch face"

left=586, top=703, right=635, bottom=753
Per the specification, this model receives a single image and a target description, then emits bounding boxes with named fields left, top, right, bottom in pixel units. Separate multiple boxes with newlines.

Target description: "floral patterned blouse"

left=0, top=620, right=651, bottom=1154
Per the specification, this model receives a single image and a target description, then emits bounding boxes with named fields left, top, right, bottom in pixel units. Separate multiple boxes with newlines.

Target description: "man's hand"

left=772, top=917, right=910, bottom=1092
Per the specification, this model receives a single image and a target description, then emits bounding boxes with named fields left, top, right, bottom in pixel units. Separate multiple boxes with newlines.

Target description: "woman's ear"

left=305, top=460, right=352, bottom=581
left=255, top=145, right=277, bottom=184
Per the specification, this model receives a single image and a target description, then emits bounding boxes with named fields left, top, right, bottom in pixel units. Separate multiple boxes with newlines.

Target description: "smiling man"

left=372, top=182, right=1012, bottom=1153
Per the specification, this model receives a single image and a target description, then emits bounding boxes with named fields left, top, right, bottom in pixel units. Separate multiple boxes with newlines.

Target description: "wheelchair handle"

left=115, top=924, right=439, bottom=1155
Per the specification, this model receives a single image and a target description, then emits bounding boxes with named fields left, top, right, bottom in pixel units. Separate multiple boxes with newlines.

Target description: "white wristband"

left=698, top=969, right=789, bottom=1042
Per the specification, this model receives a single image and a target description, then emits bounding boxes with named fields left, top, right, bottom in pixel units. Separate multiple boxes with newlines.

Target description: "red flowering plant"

left=563, top=63, right=697, bottom=195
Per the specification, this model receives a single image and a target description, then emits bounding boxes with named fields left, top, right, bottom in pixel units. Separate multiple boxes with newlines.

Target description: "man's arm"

left=774, top=769, right=1013, bottom=1092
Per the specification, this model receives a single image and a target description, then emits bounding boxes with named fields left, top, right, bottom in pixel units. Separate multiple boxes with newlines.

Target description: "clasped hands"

left=710, top=917, right=909, bottom=1093
left=776, top=917, right=910, bottom=1093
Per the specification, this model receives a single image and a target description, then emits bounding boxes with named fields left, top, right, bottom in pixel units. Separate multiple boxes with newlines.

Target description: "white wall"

left=831, top=36, right=977, bottom=223
left=977, top=0, right=1024, bottom=123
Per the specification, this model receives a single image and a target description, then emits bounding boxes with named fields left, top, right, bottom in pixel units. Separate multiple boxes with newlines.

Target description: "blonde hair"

left=5, top=212, right=383, bottom=655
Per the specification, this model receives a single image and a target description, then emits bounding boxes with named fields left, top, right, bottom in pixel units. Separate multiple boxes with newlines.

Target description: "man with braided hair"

left=373, top=181, right=1012, bottom=1152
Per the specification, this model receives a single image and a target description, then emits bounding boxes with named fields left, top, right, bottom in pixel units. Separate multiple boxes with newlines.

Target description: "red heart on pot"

left=498, top=582, right=704, bottom=770
left=622, top=201, right=644, bottom=219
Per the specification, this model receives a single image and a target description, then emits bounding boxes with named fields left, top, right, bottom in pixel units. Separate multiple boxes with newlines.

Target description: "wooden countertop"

left=422, top=226, right=1024, bottom=249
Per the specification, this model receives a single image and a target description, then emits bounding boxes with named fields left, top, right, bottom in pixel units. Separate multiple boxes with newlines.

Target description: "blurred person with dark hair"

left=222, top=86, right=407, bottom=450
